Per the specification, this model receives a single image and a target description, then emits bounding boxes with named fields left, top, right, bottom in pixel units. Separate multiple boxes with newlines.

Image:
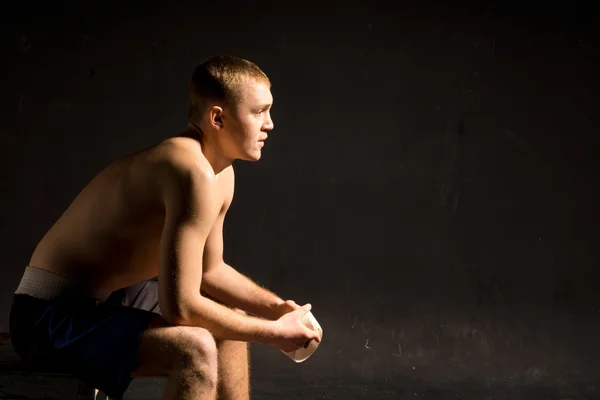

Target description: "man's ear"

left=209, top=106, right=224, bottom=129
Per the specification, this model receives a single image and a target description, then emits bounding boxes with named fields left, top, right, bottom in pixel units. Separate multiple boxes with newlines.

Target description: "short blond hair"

left=188, top=55, right=271, bottom=122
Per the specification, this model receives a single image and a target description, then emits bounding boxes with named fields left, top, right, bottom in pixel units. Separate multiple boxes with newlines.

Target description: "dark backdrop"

left=1, top=0, right=599, bottom=395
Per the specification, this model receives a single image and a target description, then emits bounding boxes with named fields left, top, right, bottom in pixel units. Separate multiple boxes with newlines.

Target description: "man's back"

left=28, top=136, right=217, bottom=293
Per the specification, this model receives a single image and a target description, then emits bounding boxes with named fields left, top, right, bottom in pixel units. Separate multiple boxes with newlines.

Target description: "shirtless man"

left=9, top=56, right=322, bottom=400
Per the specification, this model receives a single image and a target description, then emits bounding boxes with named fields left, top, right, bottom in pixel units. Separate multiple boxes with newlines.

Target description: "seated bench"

left=0, top=333, right=111, bottom=400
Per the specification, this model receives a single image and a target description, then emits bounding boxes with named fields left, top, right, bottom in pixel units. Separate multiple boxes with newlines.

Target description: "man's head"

left=188, top=56, right=274, bottom=162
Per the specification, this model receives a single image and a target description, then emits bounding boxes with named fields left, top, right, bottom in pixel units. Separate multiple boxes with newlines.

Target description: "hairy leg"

left=216, top=309, right=250, bottom=400
left=132, top=316, right=218, bottom=400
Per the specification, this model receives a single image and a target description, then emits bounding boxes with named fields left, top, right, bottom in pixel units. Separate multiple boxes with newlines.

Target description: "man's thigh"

left=10, top=291, right=160, bottom=399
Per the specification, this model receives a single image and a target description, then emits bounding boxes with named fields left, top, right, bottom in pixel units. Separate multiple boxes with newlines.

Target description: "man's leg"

left=133, top=316, right=219, bottom=400
left=111, top=280, right=218, bottom=399
left=216, top=308, right=250, bottom=400
left=116, top=281, right=249, bottom=399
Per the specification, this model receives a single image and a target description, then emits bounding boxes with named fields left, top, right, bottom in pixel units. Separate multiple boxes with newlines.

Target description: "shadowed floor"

left=124, top=377, right=598, bottom=399
left=121, top=345, right=598, bottom=399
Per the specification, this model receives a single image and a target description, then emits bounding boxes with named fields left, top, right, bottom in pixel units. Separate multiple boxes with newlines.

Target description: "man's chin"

left=241, top=151, right=262, bottom=162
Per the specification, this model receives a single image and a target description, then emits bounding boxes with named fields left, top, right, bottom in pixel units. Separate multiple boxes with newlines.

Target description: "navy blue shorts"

left=9, top=278, right=161, bottom=400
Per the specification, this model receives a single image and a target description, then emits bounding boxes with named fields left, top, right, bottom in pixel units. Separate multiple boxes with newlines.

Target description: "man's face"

left=223, top=79, right=274, bottom=161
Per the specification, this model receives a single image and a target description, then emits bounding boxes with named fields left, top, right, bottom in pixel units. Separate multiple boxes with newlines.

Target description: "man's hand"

left=272, top=299, right=302, bottom=319
left=270, top=304, right=322, bottom=353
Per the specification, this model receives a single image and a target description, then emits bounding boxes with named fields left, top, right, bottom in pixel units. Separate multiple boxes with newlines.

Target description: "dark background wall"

left=1, top=0, right=599, bottom=396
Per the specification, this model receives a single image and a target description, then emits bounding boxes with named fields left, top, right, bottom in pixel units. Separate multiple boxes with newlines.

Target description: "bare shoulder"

left=154, top=136, right=208, bottom=172
left=151, top=137, right=218, bottom=204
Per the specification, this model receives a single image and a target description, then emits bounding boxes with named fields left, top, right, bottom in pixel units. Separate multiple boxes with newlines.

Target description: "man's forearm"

left=201, top=262, right=284, bottom=320
left=168, top=293, right=277, bottom=344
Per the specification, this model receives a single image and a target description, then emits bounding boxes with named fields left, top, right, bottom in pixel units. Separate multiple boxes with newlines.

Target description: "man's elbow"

left=160, top=293, right=203, bottom=326
left=162, top=310, right=189, bottom=326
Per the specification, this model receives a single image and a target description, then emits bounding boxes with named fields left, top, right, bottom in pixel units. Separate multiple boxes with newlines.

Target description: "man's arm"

left=157, top=154, right=277, bottom=343
left=202, top=262, right=289, bottom=320
left=200, top=167, right=297, bottom=320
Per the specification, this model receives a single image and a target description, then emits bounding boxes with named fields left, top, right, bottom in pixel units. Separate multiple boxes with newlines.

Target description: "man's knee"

left=173, top=326, right=218, bottom=369
left=135, top=318, right=218, bottom=380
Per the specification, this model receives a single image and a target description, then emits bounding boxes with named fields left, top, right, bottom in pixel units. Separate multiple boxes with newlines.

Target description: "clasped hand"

left=270, top=300, right=322, bottom=353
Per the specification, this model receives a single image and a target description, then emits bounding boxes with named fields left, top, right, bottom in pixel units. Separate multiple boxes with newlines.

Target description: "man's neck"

left=181, top=126, right=233, bottom=176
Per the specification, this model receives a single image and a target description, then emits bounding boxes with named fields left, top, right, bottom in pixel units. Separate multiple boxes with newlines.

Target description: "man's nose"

left=264, top=117, right=274, bottom=131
